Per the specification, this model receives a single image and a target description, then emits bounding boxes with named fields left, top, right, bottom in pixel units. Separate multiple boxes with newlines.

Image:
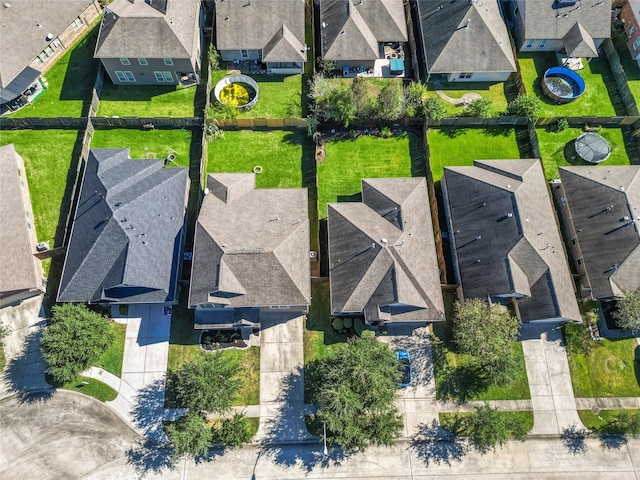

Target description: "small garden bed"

left=200, top=329, right=247, bottom=351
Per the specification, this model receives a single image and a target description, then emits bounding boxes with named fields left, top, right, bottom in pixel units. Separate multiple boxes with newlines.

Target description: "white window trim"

left=163, top=58, right=173, bottom=65
left=138, top=58, right=148, bottom=65
left=120, top=57, right=130, bottom=65
left=154, top=71, right=165, bottom=82
left=526, top=39, right=536, bottom=48
left=72, top=17, right=83, bottom=30
left=115, top=70, right=136, bottom=82
left=241, top=49, right=249, bottom=58
left=634, top=37, right=640, bottom=51
left=539, top=39, right=548, bottom=48
left=163, top=71, right=173, bottom=82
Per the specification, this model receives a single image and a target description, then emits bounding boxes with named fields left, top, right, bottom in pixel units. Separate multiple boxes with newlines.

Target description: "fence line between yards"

left=601, top=38, right=639, bottom=117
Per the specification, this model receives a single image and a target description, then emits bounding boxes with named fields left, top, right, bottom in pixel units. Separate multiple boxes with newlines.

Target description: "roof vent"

left=381, top=238, right=388, bottom=244
left=3, top=3, right=10, bottom=8
left=36, top=241, right=49, bottom=252
left=46, top=33, right=54, bottom=41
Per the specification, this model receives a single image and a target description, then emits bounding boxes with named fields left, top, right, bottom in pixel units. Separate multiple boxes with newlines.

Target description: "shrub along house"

left=327, top=178, right=445, bottom=327
left=0, top=0, right=102, bottom=112
left=0, top=145, right=45, bottom=308
left=189, top=173, right=311, bottom=331
left=416, top=0, right=516, bottom=82
left=442, top=159, right=581, bottom=322
left=556, top=166, right=640, bottom=300
left=506, top=0, right=610, bottom=58
left=57, top=149, right=189, bottom=305
left=215, top=0, right=306, bottom=75
left=94, top=0, right=204, bottom=85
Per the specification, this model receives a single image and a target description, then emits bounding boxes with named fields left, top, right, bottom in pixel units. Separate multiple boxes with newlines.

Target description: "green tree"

left=506, top=94, right=541, bottom=121
left=312, top=336, right=403, bottom=451
left=165, top=411, right=213, bottom=460
left=461, top=404, right=513, bottom=452
left=375, top=83, right=404, bottom=121
left=352, top=77, right=374, bottom=118
left=41, top=304, right=113, bottom=383
left=464, top=98, right=493, bottom=118
left=174, top=353, right=242, bottom=413
left=208, top=44, right=221, bottom=71
left=213, top=413, right=253, bottom=448
left=326, top=86, right=356, bottom=126
left=453, top=299, right=520, bottom=382
left=614, top=291, right=640, bottom=333
left=405, top=81, right=428, bottom=111
left=423, top=97, right=446, bottom=120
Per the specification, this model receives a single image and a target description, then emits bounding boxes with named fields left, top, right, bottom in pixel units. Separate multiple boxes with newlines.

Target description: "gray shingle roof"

left=95, top=0, right=200, bottom=58
left=0, top=0, right=96, bottom=91
left=328, top=178, right=444, bottom=324
left=189, top=173, right=310, bottom=309
left=57, top=149, right=189, bottom=304
left=443, top=159, right=581, bottom=322
left=559, top=166, right=640, bottom=299
left=523, top=0, right=610, bottom=44
left=417, top=0, right=516, bottom=74
left=0, top=144, right=42, bottom=295
left=320, top=0, right=408, bottom=61
left=562, top=21, right=598, bottom=57
left=215, top=0, right=306, bottom=62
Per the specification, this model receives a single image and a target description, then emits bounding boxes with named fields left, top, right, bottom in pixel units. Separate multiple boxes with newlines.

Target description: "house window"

left=577, top=257, right=583, bottom=266
left=72, top=17, right=83, bottom=30
left=458, top=72, right=473, bottom=79
left=634, top=38, right=640, bottom=51
left=154, top=71, right=174, bottom=82
left=124, top=71, right=135, bottom=82
left=44, top=45, right=54, bottom=56
left=514, top=6, right=519, bottom=15
left=138, top=58, right=148, bottom=65
left=163, top=71, right=173, bottom=82
left=120, top=57, right=130, bottom=65
left=115, top=71, right=135, bottom=82
left=164, top=58, right=173, bottom=65
left=539, top=39, right=548, bottom=48
left=571, top=237, right=577, bottom=245
left=241, top=49, right=249, bottom=58
left=35, top=57, right=44, bottom=66
left=526, top=39, right=536, bottom=48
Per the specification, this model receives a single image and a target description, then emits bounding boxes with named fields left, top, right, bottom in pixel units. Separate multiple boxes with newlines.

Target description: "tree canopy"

left=165, top=411, right=213, bottom=461
left=311, top=336, right=403, bottom=451
left=460, top=404, right=528, bottom=453
left=614, top=291, right=640, bottom=333
left=40, top=303, right=113, bottom=383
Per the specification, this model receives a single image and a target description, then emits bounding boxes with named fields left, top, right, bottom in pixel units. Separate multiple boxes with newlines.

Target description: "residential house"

left=416, top=0, right=517, bottom=82
left=442, top=159, right=581, bottom=322
left=94, top=0, right=204, bottom=85
left=619, top=0, right=640, bottom=66
left=0, top=0, right=102, bottom=112
left=319, top=0, right=408, bottom=75
left=328, top=178, right=445, bottom=326
left=556, top=166, right=640, bottom=300
left=215, top=0, right=306, bottom=74
left=506, top=0, right=610, bottom=57
left=57, top=149, right=190, bottom=304
left=0, top=145, right=45, bottom=308
left=189, top=173, right=310, bottom=330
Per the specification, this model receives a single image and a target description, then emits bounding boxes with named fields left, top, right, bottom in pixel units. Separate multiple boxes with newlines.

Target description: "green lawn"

left=439, top=411, right=534, bottom=436
left=578, top=409, right=640, bottom=433
left=536, top=127, right=630, bottom=181
left=517, top=53, right=617, bottom=117
left=206, top=130, right=307, bottom=188
left=304, top=278, right=346, bottom=365
left=95, top=322, right=126, bottom=377
left=97, top=83, right=198, bottom=118
left=0, top=130, right=78, bottom=253
left=611, top=30, right=640, bottom=107
left=565, top=336, right=640, bottom=398
left=317, top=133, right=415, bottom=218
left=211, top=68, right=303, bottom=118
left=425, top=81, right=509, bottom=117
left=11, top=24, right=100, bottom=118
left=427, top=128, right=521, bottom=182
left=90, top=129, right=193, bottom=167
left=48, top=376, right=118, bottom=402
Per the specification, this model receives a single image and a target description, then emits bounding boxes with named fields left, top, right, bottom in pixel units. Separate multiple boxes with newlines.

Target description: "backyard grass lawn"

left=317, top=133, right=414, bottom=218
left=578, top=409, right=640, bottom=433
left=11, top=24, right=100, bottom=118
left=98, top=83, right=198, bottom=117
left=566, top=337, right=640, bottom=398
left=425, top=81, right=509, bottom=117
left=211, top=68, right=303, bottom=118
left=517, top=53, right=617, bottom=117
left=0, top=130, right=77, bottom=255
left=536, top=127, right=630, bottom=181
left=304, top=279, right=346, bottom=366
left=434, top=342, right=531, bottom=401
left=612, top=30, right=640, bottom=106
left=427, top=128, right=521, bottom=182
left=91, top=129, right=193, bottom=167
left=49, top=376, right=118, bottom=402
left=439, top=410, right=534, bottom=435
left=95, top=322, right=126, bottom=377
left=207, top=130, right=306, bottom=188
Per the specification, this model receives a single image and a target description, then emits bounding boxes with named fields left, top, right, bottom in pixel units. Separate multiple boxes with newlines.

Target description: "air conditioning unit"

left=36, top=241, right=49, bottom=252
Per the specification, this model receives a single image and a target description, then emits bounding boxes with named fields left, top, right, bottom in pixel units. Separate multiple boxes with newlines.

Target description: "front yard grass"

left=97, top=84, right=198, bottom=118
left=517, top=53, right=617, bottom=117
left=50, top=376, right=118, bottom=402
left=206, top=130, right=307, bottom=188
left=439, top=410, right=534, bottom=435
left=612, top=30, right=640, bottom=107
left=536, top=127, right=630, bottom=181
left=578, top=409, right=640, bottom=433
left=10, top=23, right=100, bottom=118
left=565, top=336, right=640, bottom=398
left=95, top=322, right=126, bottom=378
left=317, top=132, right=416, bottom=218
left=425, top=81, right=509, bottom=117
left=427, top=128, right=522, bottom=182
left=90, top=129, right=193, bottom=168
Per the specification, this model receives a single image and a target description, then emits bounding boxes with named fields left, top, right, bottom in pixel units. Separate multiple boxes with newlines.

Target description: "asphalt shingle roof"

left=57, top=149, right=189, bottom=304
left=328, top=178, right=444, bottom=324
left=443, top=159, right=581, bottom=322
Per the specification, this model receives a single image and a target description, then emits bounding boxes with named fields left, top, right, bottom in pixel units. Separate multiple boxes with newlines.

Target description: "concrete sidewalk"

left=521, top=322, right=585, bottom=435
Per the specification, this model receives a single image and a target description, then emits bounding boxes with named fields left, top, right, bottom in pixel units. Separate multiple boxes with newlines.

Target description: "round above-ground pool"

left=574, top=132, right=611, bottom=163
left=213, top=74, right=259, bottom=110
left=542, top=67, right=585, bottom=103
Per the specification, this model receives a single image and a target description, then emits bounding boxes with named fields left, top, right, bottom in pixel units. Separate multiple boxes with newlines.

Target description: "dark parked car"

left=396, top=349, right=412, bottom=388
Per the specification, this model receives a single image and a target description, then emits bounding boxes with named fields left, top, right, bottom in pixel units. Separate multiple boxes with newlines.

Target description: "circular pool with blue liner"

left=542, top=67, right=585, bottom=103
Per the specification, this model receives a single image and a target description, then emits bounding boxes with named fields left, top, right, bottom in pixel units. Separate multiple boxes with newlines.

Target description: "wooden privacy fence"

left=217, top=117, right=306, bottom=128
left=601, top=38, right=639, bottom=116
